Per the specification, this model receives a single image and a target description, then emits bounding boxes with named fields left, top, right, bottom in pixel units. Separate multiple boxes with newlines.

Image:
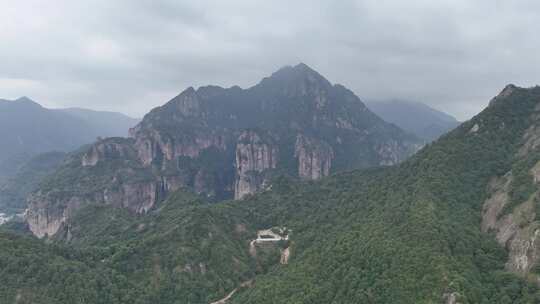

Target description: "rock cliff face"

left=294, top=134, right=333, bottom=180
left=377, top=140, right=406, bottom=166
left=26, top=63, right=421, bottom=238
left=122, top=63, right=419, bottom=200
left=26, top=175, right=169, bottom=238
left=26, top=138, right=174, bottom=238
left=234, top=130, right=278, bottom=199
left=82, top=139, right=136, bottom=167
left=481, top=94, right=540, bottom=280
left=26, top=193, right=76, bottom=238
left=481, top=173, right=540, bottom=277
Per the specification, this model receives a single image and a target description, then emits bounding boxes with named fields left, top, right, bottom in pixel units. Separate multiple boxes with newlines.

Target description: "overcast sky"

left=1, top=0, right=539, bottom=120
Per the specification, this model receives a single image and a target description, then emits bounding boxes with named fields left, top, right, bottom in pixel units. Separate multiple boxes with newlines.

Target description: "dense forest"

left=2, top=86, right=540, bottom=303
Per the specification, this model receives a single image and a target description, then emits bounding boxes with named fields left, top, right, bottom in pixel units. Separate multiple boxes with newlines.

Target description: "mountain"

left=0, top=152, right=66, bottom=215
left=24, top=63, right=422, bottom=238
left=367, top=100, right=461, bottom=141
left=58, top=108, right=140, bottom=140
left=2, top=84, right=540, bottom=303
left=0, top=97, right=139, bottom=180
left=0, top=153, right=34, bottom=184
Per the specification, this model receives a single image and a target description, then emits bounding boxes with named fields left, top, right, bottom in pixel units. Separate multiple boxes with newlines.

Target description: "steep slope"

left=0, top=230, right=142, bottom=303
left=480, top=87, right=540, bottom=279
left=2, top=84, right=540, bottom=303
left=0, top=152, right=66, bottom=215
left=2, top=191, right=267, bottom=304
left=26, top=137, right=158, bottom=238
left=0, top=97, right=139, bottom=179
left=130, top=63, right=420, bottom=199
left=367, top=99, right=460, bottom=141
left=229, top=84, right=540, bottom=303
left=25, top=64, right=421, bottom=238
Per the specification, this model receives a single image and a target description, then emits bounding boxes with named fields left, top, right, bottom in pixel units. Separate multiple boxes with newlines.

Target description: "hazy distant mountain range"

left=0, top=97, right=139, bottom=179
left=21, top=63, right=423, bottom=233
left=367, top=100, right=461, bottom=141
left=0, top=151, right=66, bottom=215
left=2, top=76, right=540, bottom=302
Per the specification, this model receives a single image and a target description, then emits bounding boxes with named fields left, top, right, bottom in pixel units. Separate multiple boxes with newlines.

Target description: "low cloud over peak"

left=1, top=0, right=539, bottom=120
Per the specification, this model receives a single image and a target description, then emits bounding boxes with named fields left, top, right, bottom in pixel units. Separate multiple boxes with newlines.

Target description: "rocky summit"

left=25, top=63, right=421, bottom=239
left=6, top=84, right=540, bottom=304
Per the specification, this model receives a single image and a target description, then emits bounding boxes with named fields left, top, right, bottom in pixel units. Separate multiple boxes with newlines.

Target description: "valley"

left=2, top=1, right=540, bottom=303
left=22, top=64, right=422, bottom=240
left=2, top=82, right=540, bottom=303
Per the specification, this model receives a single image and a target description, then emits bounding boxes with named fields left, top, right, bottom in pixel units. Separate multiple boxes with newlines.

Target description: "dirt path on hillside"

left=210, top=227, right=291, bottom=303
left=209, top=280, right=252, bottom=304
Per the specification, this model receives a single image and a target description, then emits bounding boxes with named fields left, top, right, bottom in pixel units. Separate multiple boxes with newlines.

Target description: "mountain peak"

left=15, top=96, right=39, bottom=104
left=15, top=96, right=32, bottom=102
left=488, top=84, right=529, bottom=107
left=274, top=62, right=325, bottom=78
left=4, top=96, right=43, bottom=109
left=500, top=84, right=518, bottom=97
left=487, top=84, right=540, bottom=110
left=261, top=63, right=332, bottom=93
left=292, top=62, right=316, bottom=73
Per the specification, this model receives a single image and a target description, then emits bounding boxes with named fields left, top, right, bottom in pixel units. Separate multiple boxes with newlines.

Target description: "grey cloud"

left=0, top=0, right=539, bottom=120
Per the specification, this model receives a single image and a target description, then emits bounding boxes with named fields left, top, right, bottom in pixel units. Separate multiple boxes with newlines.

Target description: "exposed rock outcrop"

left=488, top=84, right=518, bottom=107
left=442, top=292, right=460, bottom=304
left=480, top=91, right=540, bottom=279
left=377, top=140, right=403, bottom=166
left=295, top=134, right=333, bottom=180
left=171, top=86, right=204, bottom=118
left=234, top=131, right=278, bottom=199
left=26, top=179, right=166, bottom=238
left=131, top=128, right=228, bottom=167
left=481, top=162, right=540, bottom=278
left=280, top=247, right=291, bottom=265
left=82, top=139, right=136, bottom=167
left=124, top=64, right=418, bottom=199
left=26, top=138, right=182, bottom=238
left=26, top=63, right=421, bottom=238
left=26, top=193, right=82, bottom=238
left=518, top=117, right=540, bottom=157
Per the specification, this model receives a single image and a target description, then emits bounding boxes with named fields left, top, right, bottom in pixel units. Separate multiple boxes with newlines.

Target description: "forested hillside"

left=24, top=64, right=422, bottom=239
left=2, top=85, right=540, bottom=303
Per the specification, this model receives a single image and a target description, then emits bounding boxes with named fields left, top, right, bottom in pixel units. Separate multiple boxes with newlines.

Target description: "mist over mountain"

left=3, top=84, right=540, bottom=303
left=367, top=100, right=461, bottom=141
left=0, top=97, right=139, bottom=179
left=21, top=63, right=422, bottom=240
left=57, top=107, right=140, bottom=141
left=0, top=152, right=66, bottom=215
left=2, top=0, right=540, bottom=302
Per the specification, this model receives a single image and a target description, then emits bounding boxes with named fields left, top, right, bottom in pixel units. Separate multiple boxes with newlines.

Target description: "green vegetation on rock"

left=2, top=86, right=540, bottom=303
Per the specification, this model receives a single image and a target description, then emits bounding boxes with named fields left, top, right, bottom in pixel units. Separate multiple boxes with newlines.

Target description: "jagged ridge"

left=25, top=64, right=421, bottom=238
